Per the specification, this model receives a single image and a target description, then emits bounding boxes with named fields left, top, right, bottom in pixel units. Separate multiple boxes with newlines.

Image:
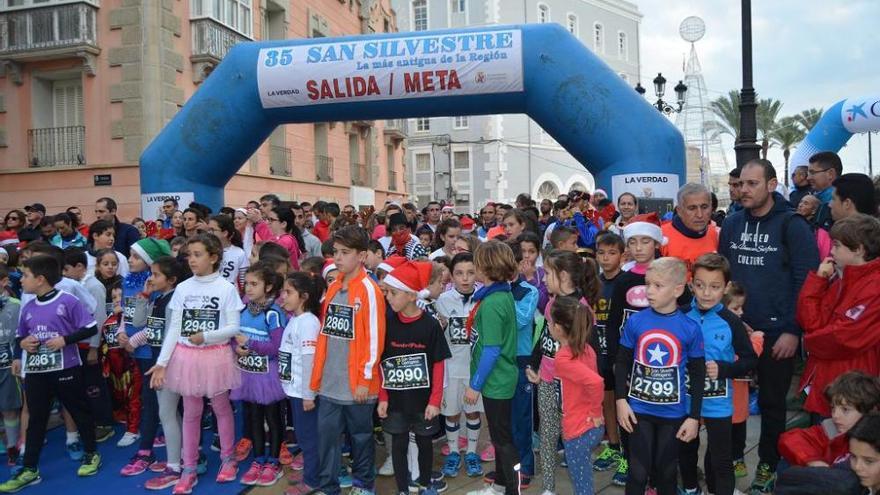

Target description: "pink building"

left=0, top=0, right=409, bottom=223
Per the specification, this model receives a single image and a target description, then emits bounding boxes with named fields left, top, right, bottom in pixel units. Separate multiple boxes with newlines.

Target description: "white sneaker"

left=466, top=485, right=503, bottom=495
left=540, top=491, right=556, bottom=495
left=378, top=455, right=394, bottom=476
left=117, top=431, right=141, bottom=447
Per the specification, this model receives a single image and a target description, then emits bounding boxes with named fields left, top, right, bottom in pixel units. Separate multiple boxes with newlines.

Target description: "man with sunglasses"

left=807, top=151, right=843, bottom=230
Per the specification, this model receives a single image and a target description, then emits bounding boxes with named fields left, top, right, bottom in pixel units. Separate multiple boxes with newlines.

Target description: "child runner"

left=527, top=249, right=599, bottom=495
left=550, top=296, right=605, bottom=494
left=87, top=219, right=130, bottom=277
left=309, top=225, right=386, bottom=495
left=615, top=257, right=705, bottom=495
left=379, top=260, right=451, bottom=495
left=593, top=232, right=626, bottom=473
left=232, top=262, right=288, bottom=487
left=843, top=413, right=880, bottom=492
left=679, top=253, right=758, bottom=495
left=0, top=290, right=20, bottom=466
left=464, top=240, right=520, bottom=495
left=280, top=272, right=326, bottom=494
left=437, top=253, right=483, bottom=478
left=0, top=256, right=101, bottom=492
left=208, top=215, right=248, bottom=292
left=148, top=233, right=244, bottom=494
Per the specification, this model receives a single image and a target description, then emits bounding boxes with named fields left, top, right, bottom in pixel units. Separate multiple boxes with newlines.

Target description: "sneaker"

left=612, top=457, right=628, bottom=486
left=415, top=480, right=448, bottom=493
left=520, top=474, right=532, bottom=489
left=464, top=452, right=483, bottom=477
left=196, top=452, right=207, bottom=475
left=233, top=438, right=252, bottom=462
left=338, top=466, right=353, bottom=488
left=677, top=488, right=701, bottom=495
left=341, top=443, right=351, bottom=457
left=120, top=453, right=155, bottom=476
left=0, top=468, right=41, bottom=493
left=279, top=445, right=294, bottom=466
left=646, top=488, right=658, bottom=495
left=408, top=480, right=421, bottom=493
left=240, top=461, right=262, bottom=485
left=291, top=453, right=304, bottom=471
left=374, top=428, right=385, bottom=447
left=432, top=470, right=444, bottom=482
left=378, top=455, right=394, bottom=476
left=734, top=458, right=748, bottom=478
left=66, top=440, right=84, bottom=461
left=9, top=457, right=23, bottom=477
left=480, top=444, right=495, bottom=462
left=483, top=471, right=496, bottom=485
left=6, top=447, right=18, bottom=467
left=442, top=452, right=461, bottom=478
left=349, top=488, right=375, bottom=495
left=153, top=435, right=166, bottom=448
left=441, top=443, right=450, bottom=456
left=172, top=469, right=198, bottom=495
left=200, top=412, right=213, bottom=430
left=285, top=482, right=316, bottom=495
left=593, top=444, right=622, bottom=471
left=95, top=425, right=115, bottom=443
left=257, top=462, right=283, bottom=486
left=466, top=486, right=503, bottom=495
left=210, top=435, right=221, bottom=452
left=749, top=462, right=776, bottom=494
left=117, top=432, right=141, bottom=448
left=216, top=457, right=239, bottom=483
left=146, top=466, right=181, bottom=490
left=286, top=469, right=303, bottom=485
left=149, top=460, right=167, bottom=473
left=77, top=452, right=102, bottom=477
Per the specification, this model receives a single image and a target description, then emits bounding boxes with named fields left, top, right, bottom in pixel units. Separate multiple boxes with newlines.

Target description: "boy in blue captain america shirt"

left=615, top=257, right=706, bottom=495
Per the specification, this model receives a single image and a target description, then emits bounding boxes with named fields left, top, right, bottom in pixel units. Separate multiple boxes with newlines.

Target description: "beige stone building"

left=0, top=0, right=408, bottom=222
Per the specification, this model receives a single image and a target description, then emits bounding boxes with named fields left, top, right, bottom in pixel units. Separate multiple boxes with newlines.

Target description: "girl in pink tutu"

left=231, top=261, right=288, bottom=486
left=147, top=233, right=244, bottom=494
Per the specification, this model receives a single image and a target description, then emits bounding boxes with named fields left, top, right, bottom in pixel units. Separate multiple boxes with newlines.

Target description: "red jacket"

left=779, top=420, right=849, bottom=466
left=796, top=258, right=880, bottom=416
left=313, top=220, right=331, bottom=243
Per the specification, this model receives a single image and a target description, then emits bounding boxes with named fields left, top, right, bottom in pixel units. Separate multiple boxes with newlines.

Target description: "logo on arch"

left=637, top=330, right=681, bottom=367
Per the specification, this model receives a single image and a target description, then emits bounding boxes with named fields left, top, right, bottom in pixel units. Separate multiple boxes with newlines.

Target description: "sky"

left=635, top=0, right=879, bottom=179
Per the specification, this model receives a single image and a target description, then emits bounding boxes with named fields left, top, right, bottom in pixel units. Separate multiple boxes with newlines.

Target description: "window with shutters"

left=52, top=79, right=83, bottom=127
left=413, top=151, right=433, bottom=200
left=28, top=77, right=85, bottom=167
left=190, top=0, right=252, bottom=37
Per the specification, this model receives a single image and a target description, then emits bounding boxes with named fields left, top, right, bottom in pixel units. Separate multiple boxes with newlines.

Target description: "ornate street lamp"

left=635, top=72, right=687, bottom=115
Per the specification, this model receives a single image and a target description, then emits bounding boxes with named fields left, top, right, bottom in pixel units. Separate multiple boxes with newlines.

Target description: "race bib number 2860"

left=322, top=303, right=354, bottom=340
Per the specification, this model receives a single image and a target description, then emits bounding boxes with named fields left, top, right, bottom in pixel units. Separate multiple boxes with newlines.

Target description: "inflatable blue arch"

left=140, top=23, right=685, bottom=211
left=789, top=94, right=880, bottom=169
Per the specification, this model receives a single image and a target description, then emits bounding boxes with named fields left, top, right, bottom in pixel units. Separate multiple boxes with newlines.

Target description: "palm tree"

left=708, top=90, right=744, bottom=140
left=757, top=98, right=783, bottom=159
left=796, top=108, right=824, bottom=132
left=771, top=116, right=806, bottom=185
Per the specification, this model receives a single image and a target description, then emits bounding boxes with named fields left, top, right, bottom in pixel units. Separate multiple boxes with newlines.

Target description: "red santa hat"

left=377, top=255, right=407, bottom=274
left=322, top=260, right=338, bottom=279
left=622, top=212, right=667, bottom=245
left=383, top=261, right=433, bottom=299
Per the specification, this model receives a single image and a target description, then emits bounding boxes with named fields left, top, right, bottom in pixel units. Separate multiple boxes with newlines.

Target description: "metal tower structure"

left=675, top=16, right=732, bottom=205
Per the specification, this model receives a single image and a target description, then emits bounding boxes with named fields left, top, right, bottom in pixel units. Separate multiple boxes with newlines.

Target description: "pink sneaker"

left=216, top=458, right=239, bottom=483
left=240, top=461, right=262, bottom=485
left=480, top=444, right=495, bottom=462
left=257, top=463, right=283, bottom=486
left=287, top=468, right=304, bottom=484
left=441, top=436, right=469, bottom=456
left=233, top=438, right=252, bottom=462
left=145, top=466, right=181, bottom=490
left=149, top=460, right=167, bottom=473
left=285, top=482, right=315, bottom=495
left=172, top=469, right=198, bottom=495
left=153, top=435, right=166, bottom=448
left=120, top=453, right=154, bottom=476
left=291, top=454, right=304, bottom=471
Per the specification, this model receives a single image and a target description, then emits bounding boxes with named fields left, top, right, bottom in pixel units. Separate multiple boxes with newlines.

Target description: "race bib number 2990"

left=322, top=303, right=355, bottom=340
left=381, top=353, right=430, bottom=390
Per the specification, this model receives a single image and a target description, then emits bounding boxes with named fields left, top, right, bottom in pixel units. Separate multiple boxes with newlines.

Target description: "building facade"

left=0, top=0, right=408, bottom=222
left=393, top=0, right=641, bottom=211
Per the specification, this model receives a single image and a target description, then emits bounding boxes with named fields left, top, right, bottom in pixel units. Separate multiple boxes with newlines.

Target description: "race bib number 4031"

left=381, top=353, right=430, bottom=390
left=629, top=361, right=680, bottom=405
left=322, top=303, right=355, bottom=340
left=237, top=352, right=269, bottom=374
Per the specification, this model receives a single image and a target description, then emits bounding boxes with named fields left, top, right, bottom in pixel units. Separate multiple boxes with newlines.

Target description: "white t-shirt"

left=86, top=251, right=130, bottom=278
left=157, top=272, right=243, bottom=366
left=279, top=312, right=319, bottom=400
left=220, top=245, right=249, bottom=288
left=435, top=288, right=476, bottom=379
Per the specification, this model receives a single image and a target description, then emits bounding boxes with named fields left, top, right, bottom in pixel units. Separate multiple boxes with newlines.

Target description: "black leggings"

left=392, top=432, right=432, bottom=492
left=680, top=416, right=734, bottom=495
left=626, top=413, right=682, bottom=495
left=484, top=397, right=521, bottom=495
left=732, top=420, right=747, bottom=459
left=249, top=401, right=283, bottom=461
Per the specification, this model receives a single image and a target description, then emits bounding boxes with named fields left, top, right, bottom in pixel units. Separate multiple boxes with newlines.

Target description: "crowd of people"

left=0, top=150, right=879, bottom=495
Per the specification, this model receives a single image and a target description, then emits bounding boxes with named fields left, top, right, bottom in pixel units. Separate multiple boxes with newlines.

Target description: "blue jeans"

left=511, top=358, right=535, bottom=476
left=291, top=397, right=320, bottom=488
left=316, top=398, right=376, bottom=494
left=564, top=426, right=604, bottom=495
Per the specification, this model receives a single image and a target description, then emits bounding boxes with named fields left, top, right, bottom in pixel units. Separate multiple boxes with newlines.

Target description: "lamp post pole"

left=734, top=0, right=762, bottom=167
left=635, top=74, right=687, bottom=115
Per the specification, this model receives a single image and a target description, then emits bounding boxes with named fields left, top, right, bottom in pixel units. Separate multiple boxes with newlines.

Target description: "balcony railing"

left=191, top=17, right=249, bottom=63
left=350, top=162, right=368, bottom=187
left=269, top=145, right=291, bottom=177
left=388, top=169, right=398, bottom=191
left=315, top=155, right=333, bottom=182
left=28, top=126, right=86, bottom=168
left=0, top=2, right=98, bottom=56
left=383, top=119, right=407, bottom=140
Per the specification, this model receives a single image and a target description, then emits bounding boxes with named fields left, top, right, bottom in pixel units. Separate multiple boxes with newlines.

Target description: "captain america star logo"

left=636, top=330, right=682, bottom=367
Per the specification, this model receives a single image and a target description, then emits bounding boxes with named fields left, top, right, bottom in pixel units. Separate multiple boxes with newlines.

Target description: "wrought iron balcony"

left=269, top=145, right=291, bottom=177
left=28, top=126, right=86, bottom=168
left=0, top=2, right=99, bottom=63
left=383, top=119, right=407, bottom=141
left=315, top=155, right=333, bottom=182
left=350, top=162, right=368, bottom=187
left=191, top=17, right=249, bottom=64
